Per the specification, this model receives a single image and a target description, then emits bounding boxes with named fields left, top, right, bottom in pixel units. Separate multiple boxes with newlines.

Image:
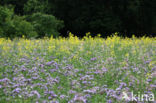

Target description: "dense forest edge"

left=0, top=0, right=156, bottom=38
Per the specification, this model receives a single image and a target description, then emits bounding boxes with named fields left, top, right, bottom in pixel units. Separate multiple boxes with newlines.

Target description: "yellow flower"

left=149, top=61, right=155, bottom=67
left=125, top=53, right=129, bottom=57
left=86, top=32, right=91, bottom=37
left=54, top=59, right=59, bottom=62
left=97, top=34, right=101, bottom=37
left=87, top=51, right=92, bottom=55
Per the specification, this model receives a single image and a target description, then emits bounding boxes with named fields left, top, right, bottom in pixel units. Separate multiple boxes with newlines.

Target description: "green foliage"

left=24, top=0, right=50, bottom=14
left=12, top=16, right=37, bottom=38
left=0, top=6, right=37, bottom=38
left=1, top=0, right=156, bottom=37
left=0, top=5, right=63, bottom=38
left=23, top=0, right=64, bottom=37
left=27, top=12, right=64, bottom=37
left=0, top=6, right=14, bottom=37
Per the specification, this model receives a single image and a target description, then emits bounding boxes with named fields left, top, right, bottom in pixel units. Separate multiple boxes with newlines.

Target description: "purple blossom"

left=107, top=99, right=112, bottom=103
left=133, top=67, right=139, bottom=72
left=48, top=96, right=52, bottom=100
left=46, top=61, right=55, bottom=66
left=84, top=94, right=91, bottom=98
left=102, top=67, right=108, bottom=73
left=54, top=62, right=59, bottom=69
left=46, top=91, right=57, bottom=98
left=151, top=66, right=156, bottom=72
left=0, top=78, right=10, bottom=82
left=73, top=94, right=87, bottom=103
left=31, top=90, right=41, bottom=98
left=69, top=90, right=77, bottom=94
left=39, top=64, right=44, bottom=68
left=49, top=69, right=57, bottom=73
left=151, top=72, right=156, bottom=78
left=119, top=82, right=127, bottom=88
left=60, top=95, right=66, bottom=99
left=12, top=88, right=21, bottom=93
left=91, top=57, right=97, bottom=61
left=144, top=60, right=151, bottom=64
left=150, top=84, right=156, bottom=88
left=50, top=101, right=59, bottom=103
left=83, top=89, right=96, bottom=94
left=32, top=76, right=38, bottom=80
left=116, top=88, right=121, bottom=91
left=147, top=79, right=152, bottom=82
left=82, top=81, right=88, bottom=84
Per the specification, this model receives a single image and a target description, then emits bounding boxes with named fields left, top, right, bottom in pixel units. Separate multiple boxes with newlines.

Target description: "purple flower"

left=46, top=61, right=55, bottom=66
left=49, top=69, right=57, bottom=73
left=46, top=91, right=57, bottom=98
left=50, top=101, right=59, bottom=103
left=42, top=100, right=48, bottom=103
left=94, top=70, right=101, bottom=74
left=54, top=62, right=59, bottom=69
left=31, top=90, right=41, bottom=98
left=60, top=95, right=66, bottom=99
left=84, top=94, right=91, bottom=98
left=82, top=81, right=88, bottom=84
left=48, top=96, right=52, bottom=100
left=83, top=89, right=96, bottom=94
left=32, top=77, right=38, bottom=80
left=151, top=72, right=156, bottom=78
left=91, top=57, right=97, bottom=61
left=147, top=79, right=152, bottom=82
left=119, top=82, right=127, bottom=88
left=150, top=84, right=156, bottom=88
left=133, top=67, right=139, bottom=72
left=107, top=99, right=112, bottom=103
left=144, top=60, right=151, bottom=64
left=39, top=64, right=44, bottom=68
left=116, top=88, right=121, bottom=91
left=151, top=66, right=156, bottom=72
left=12, top=88, right=21, bottom=93
left=0, top=78, right=10, bottom=82
left=69, top=90, right=77, bottom=94
left=73, top=94, right=87, bottom=103
left=102, top=67, right=108, bottom=73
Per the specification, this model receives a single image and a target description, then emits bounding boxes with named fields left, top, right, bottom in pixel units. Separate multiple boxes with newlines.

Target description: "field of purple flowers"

left=0, top=35, right=155, bottom=103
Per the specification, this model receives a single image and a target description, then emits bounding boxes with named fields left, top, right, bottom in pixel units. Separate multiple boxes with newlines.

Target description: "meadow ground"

left=0, top=33, right=155, bottom=103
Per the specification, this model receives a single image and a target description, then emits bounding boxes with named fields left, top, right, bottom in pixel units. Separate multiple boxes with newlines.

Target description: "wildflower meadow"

left=0, top=33, right=155, bottom=103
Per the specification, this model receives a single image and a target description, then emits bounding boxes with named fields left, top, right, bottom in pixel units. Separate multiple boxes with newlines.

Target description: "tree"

left=0, top=6, right=37, bottom=38
left=24, top=0, right=50, bottom=14
left=26, top=12, right=64, bottom=37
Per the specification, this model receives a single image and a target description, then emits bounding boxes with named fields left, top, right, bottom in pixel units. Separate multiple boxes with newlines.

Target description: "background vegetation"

left=0, top=0, right=156, bottom=38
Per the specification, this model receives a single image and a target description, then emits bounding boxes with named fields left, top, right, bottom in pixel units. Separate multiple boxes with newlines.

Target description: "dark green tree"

left=1, top=0, right=156, bottom=37
left=26, top=12, right=64, bottom=37
left=0, top=6, right=37, bottom=38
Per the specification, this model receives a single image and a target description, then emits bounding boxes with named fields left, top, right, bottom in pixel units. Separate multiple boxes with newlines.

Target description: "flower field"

left=0, top=33, right=155, bottom=103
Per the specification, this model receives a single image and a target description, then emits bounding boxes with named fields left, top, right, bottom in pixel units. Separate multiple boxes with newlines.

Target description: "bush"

left=12, top=16, right=38, bottom=38
left=0, top=6, right=37, bottom=38
left=27, top=12, right=64, bottom=37
left=0, top=6, right=64, bottom=38
left=0, top=5, right=13, bottom=37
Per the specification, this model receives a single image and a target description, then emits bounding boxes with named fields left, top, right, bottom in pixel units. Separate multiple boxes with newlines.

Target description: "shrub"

left=0, top=6, right=37, bottom=38
left=27, top=12, right=64, bottom=37
left=12, top=16, right=38, bottom=38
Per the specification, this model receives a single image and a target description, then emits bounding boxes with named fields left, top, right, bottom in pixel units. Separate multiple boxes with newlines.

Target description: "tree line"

left=0, top=0, right=156, bottom=38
